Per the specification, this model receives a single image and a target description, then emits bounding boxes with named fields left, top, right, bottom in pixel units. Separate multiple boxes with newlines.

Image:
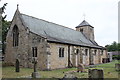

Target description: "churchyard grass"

left=2, top=66, right=76, bottom=78
left=2, top=60, right=119, bottom=78
left=94, top=60, right=119, bottom=78
left=2, top=67, right=33, bottom=78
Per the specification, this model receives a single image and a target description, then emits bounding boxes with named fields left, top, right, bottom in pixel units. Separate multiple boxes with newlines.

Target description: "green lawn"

left=2, top=60, right=120, bottom=78
left=93, top=60, right=119, bottom=78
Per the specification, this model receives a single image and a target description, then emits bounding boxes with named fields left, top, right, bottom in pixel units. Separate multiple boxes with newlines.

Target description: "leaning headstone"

left=88, top=69, right=104, bottom=79
left=77, top=64, right=85, bottom=72
left=15, top=59, right=20, bottom=72
left=115, top=63, right=120, bottom=71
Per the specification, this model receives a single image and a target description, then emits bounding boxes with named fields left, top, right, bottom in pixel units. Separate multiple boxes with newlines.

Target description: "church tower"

left=76, top=20, right=94, bottom=41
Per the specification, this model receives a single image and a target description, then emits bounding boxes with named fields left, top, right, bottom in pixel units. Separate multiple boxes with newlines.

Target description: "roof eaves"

left=76, top=25, right=94, bottom=28
left=47, top=36, right=103, bottom=49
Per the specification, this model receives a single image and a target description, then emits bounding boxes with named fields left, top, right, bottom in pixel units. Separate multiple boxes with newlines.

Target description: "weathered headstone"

left=77, top=64, right=85, bottom=72
left=32, top=72, right=40, bottom=78
left=115, top=63, right=120, bottom=71
left=15, top=59, right=20, bottom=72
left=88, top=69, right=104, bottom=79
left=62, top=73, right=77, bottom=80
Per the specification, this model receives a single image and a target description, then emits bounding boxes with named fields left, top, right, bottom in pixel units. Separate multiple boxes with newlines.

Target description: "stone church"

left=4, top=7, right=108, bottom=70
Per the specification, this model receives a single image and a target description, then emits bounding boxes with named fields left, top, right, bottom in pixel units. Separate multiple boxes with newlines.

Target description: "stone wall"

left=81, top=47, right=90, bottom=65
left=48, top=43, right=103, bottom=69
left=48, top=43, right=68, bottom=69
left=91, top=48, right=100, bottom=64
left=4, top=10, right=29, bottom=67
left=76, top=26, right=94, bottom=41
left=4, top=10, right=48, bottom=70
left=69, top=46, right=90, bottom=67
left=27, top=32, right=48, bottom=70
left=101, top=50, right=108, bottom=63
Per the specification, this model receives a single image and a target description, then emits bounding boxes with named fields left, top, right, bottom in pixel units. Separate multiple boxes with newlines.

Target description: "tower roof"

left=76, top=20, right=93, bottom=28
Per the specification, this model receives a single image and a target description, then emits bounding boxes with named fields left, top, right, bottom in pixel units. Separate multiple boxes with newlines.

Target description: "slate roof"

left=76, top=20, right=93, bottom=28
left=20, top=13, right=103, bottom=49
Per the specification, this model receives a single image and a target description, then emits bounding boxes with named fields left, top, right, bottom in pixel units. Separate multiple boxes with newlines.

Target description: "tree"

left=2, top=20, right=11, bottom=54
left=105, top=41, right=119, bottom=52
left=111, top=41, right=117, bottom=51
left=0, top=3, right=10, bottom=54
left=118, top=43, right=120, bottom=51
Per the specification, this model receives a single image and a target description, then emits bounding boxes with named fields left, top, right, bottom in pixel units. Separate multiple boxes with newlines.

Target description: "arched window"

left=76, top=49, right=79, bottom=54
left=13, top=25, right=19, bottom=47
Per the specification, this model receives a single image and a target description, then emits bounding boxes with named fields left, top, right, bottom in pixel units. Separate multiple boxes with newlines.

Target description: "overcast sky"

left=0, top=0, right=119, bottom=46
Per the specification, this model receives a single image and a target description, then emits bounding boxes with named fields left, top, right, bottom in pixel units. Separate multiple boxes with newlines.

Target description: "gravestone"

left=77, top=64, right=85, bottom=72
left=88, top=69, right=104, bottom=79
left=32, top=72, right=40, bottom=78
left=115, top=63, right=120, bottom=71
left=62, top=73, right=77, bottom=80
left=15, top=59, right=20, bottom=72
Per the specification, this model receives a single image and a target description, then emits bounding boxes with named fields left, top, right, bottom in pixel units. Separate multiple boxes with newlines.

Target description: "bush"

left=112, top=55, right=120, bottom=60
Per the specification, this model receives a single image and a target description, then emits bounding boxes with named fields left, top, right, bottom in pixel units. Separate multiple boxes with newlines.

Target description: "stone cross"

left=31, top=46, right=40, bottom=78
left=33, top=57, right=37, bottom=72
left=31, top=57, right=40, bottom=78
